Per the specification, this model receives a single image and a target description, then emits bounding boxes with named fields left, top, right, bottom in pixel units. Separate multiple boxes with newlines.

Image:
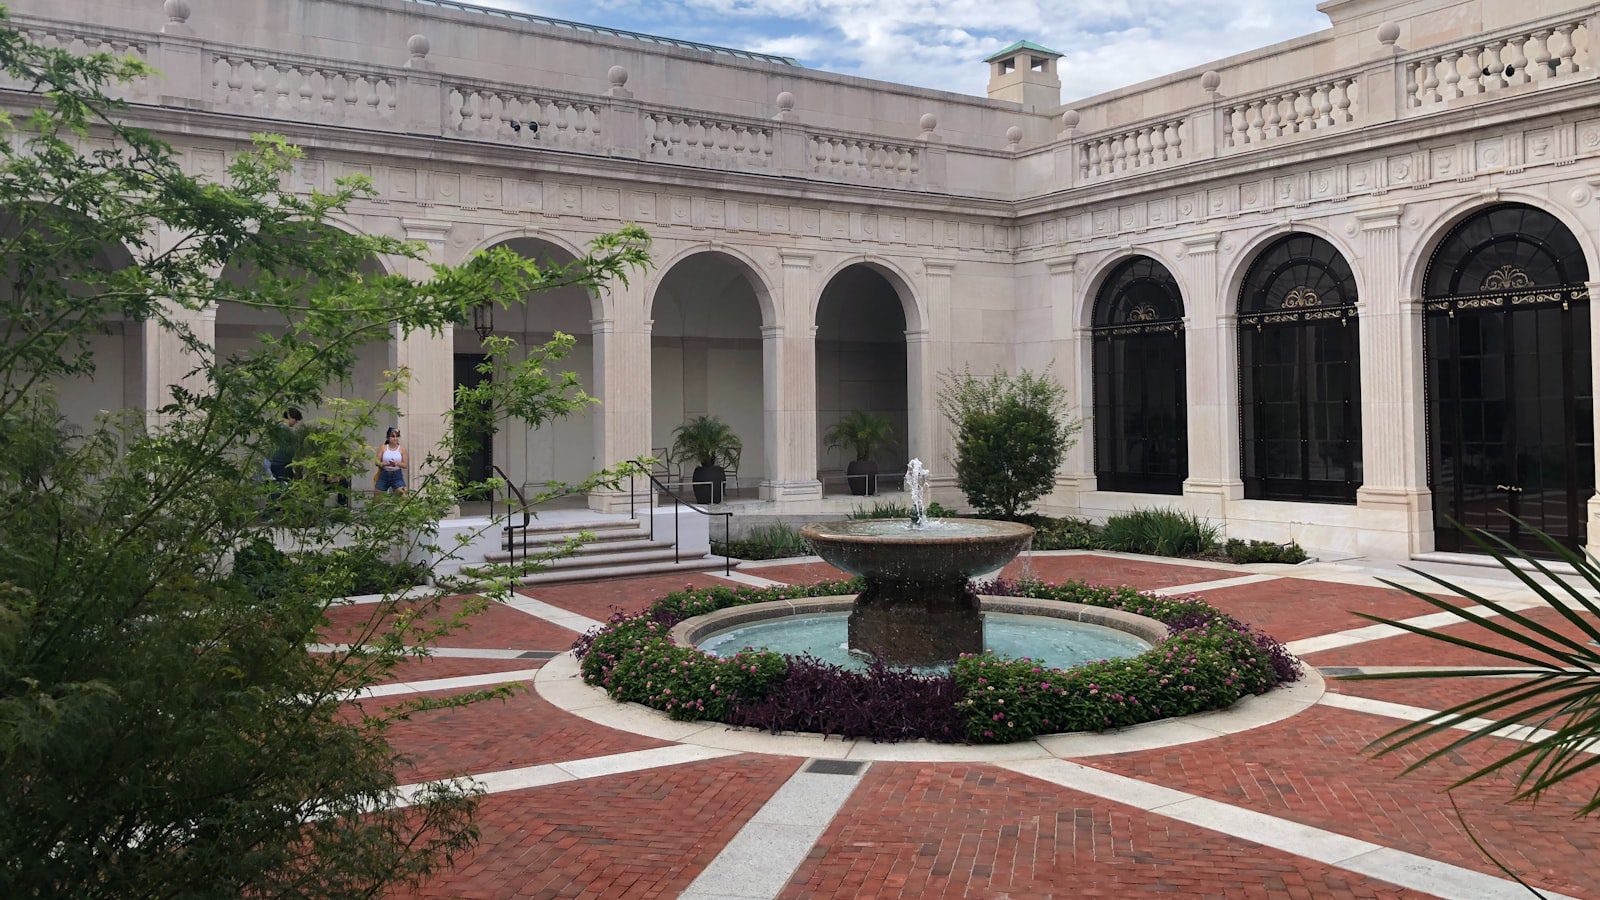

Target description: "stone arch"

left=460, top=226, right=603, bottom=321
left=1077, top=245, right=1190, bottom=332
left=648, top=243, right=778, bottom=328
left=810, top=254, right=926, bottom=333
left=1220, top=220, right=1367, bottom=317
left=1403, top=191, right=1600, bottom=301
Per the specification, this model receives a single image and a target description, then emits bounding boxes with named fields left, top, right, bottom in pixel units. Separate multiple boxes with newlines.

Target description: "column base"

left=759, top=479, right=824, bottom=502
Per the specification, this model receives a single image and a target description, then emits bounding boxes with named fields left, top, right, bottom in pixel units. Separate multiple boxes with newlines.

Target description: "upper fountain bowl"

left=800, top=518, right=1035, bottom=582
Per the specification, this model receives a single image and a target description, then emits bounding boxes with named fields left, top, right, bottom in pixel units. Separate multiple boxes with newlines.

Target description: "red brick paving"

left=748, top=561, right=851, bottom=585
left=781, top=763, right=1422, bottom=899
left=1088, top=704, right=1600, bottom=896
left=400, top=754, right=801, bottom=899
left=516, top=572, right=728, bottom=619
left=322, top=595, right=580, bottom=651
left=1001, top=554, right=1233, bottom=590
left=1304, top=605, right=1598, bottom=668
left=1195, top=579, right=1446, bottom=643
left=371, top=654, right=544, bottom=685
left=355, top=686, right=669, bottom=783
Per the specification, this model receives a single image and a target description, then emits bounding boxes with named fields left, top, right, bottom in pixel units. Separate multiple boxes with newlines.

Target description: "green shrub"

left=938, top=368, right=1081, bottom=518
left=1100, top=508, right=1219, bottom=557
left=848, top=500, right=958, bottom=521
left=1224, top=539, right=1309, bottom=565
left=714, top=523, right=812, bottom=561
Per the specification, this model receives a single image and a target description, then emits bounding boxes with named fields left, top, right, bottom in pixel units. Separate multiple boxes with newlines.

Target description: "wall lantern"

left=472, top=302, right=494, bottom=341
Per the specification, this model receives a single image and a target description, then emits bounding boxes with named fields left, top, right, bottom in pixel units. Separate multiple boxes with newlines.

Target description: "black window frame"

left=1092, top=256, right=1188, bottom=495
left=1237, top=233, right=1363, bottom=504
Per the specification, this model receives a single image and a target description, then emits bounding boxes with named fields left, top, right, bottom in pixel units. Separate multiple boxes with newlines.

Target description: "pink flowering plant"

left=573, top=578, right=1300, bottom=742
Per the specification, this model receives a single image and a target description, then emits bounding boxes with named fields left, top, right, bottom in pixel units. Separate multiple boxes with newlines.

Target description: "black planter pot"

left=691, top=463, right=726, bottom=504
left=846, top=459, right=879, bottom=496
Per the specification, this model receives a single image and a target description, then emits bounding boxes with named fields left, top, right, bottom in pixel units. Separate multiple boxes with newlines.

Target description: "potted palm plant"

left=825, top=410, right=896, bottom=496
left=672, top=415, right=742, bottom=504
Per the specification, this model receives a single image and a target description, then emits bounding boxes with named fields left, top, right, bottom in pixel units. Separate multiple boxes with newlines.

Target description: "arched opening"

left=217, top=232, right=392, bottom=452
left=1424, top=202, right=1593, bottom=553
left=0, top=207, right=141, bottom=434
left=1238, top=233, right=1362, bottom=504
left=815, top=265, right=909, bottom=496
left=1091, top=256, right=1187, bottom=495
left=451, top=237, right=596, bottom=508
left=650, top=251, right=768, bottom=499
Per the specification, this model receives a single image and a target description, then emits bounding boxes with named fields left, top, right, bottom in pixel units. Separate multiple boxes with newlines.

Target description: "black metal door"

left=1429, top=302, right=1593, bottom=553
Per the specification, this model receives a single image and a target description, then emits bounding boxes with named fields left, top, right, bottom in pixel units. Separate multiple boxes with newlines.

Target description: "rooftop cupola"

left=984, top=40, right=1062, bottom=110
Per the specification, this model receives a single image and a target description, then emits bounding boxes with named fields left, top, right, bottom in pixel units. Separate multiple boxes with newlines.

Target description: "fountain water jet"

left=799, top=461, right=1034, bottom=666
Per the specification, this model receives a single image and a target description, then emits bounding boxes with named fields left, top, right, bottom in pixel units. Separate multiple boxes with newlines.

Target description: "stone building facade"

left=14, top=0, right=1600, bottom=559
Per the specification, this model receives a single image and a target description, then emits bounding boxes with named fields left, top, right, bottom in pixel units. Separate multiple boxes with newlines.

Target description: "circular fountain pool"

left=697, top=609, right=1151, bottom=673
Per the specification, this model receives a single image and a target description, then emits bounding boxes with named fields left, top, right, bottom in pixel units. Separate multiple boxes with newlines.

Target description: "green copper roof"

left=984, top=40, right=1063, bottom=63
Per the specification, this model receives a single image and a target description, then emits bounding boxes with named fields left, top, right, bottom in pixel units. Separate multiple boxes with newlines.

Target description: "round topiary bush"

left=572, top=578, right=1302, bottom=745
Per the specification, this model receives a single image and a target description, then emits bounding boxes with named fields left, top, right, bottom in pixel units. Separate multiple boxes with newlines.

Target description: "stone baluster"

left=1282, top=90, right=1301, bottom=133
left=1315, top=84, right=1334, bottom=126
left=1483, top=40, right=1507, bottom=91
left=225, top=58, right=244, bottom=103
left=1420, top=57, right=1441, bottom=103
left=1230, top=105, right=1248, bottom=146
left=1334, top=79, right=1353, bottom=122
left=1442, top=50, right=1464, bottom=99
left=341, top=73, right=361, bottom=120
left=1504, top=34, right=1531, bottom=86
left=295, top=65, right=315, bottom=110
left=1553, top=23, right=1579, bottom=75
left=249, top=60, right=269, bottom=108
left=1527, top=30, right=1553, bottom=81
left=318, top=69, right=337, bottom=114
left=1462, top=45, right=1486, bottom=95
left=475, top=90, right=495, bottom=135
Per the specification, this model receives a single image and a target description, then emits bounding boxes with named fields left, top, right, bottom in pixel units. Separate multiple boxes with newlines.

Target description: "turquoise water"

left=697, top=611, right=1150, bottom=673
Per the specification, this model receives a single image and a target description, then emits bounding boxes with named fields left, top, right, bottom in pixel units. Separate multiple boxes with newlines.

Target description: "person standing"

left=375, top=427, right=407, bottom=493
left=268, top=408, right=304, bottom=482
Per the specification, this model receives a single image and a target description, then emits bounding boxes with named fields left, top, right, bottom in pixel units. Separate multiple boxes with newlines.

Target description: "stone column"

left=1355, top=208, right=1431, bottom=558
left=759, top=320, right=823, bottom=501
left=394, top=220, right=455, bottom=483
left=904, top=327, right=935, bottom=468
left=141, top=301, right=214, bottom=428
left=1586, top=280, right=1600, bottom=560
left=1047, top=256, right=1091, bottom=511
left=1176, top=235, right=1236, bottom=511
left=922, top=262, right=957, bottom=493
left=588, top=272, right=654, bottom=512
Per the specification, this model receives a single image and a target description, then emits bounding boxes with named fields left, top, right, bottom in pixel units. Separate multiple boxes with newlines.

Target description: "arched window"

left=1424, top=203, right=1593, bottom=553
left=1092, top=256, right=1187, bottom=494
left=1238, top=233, right=1362, bottom=504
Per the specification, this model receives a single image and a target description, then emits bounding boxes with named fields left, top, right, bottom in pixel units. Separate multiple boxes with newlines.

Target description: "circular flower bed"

left=572, top=578, right=1301, bottom=745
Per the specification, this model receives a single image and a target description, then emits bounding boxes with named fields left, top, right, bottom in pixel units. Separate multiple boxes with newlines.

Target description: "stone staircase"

left=476, top=514, right=730, bottom=586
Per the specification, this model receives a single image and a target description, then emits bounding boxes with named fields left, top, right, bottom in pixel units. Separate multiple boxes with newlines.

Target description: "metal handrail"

left=628, top=470, right=732, bottom=576
left=489, top=464, right=531, bottom=565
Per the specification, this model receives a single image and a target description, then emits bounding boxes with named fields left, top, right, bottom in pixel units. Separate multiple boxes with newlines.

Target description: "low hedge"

left=573, top=578, right=1301, bottom=744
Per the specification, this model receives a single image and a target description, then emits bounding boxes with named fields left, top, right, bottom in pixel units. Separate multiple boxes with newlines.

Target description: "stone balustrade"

left=1077, top=118, right=1186, bottom=183
left=448, top=82, right=606, bottom=152
left=1221, top=77, right=1358, bottom=150
left=211, top=49, right=397, bottom=127
left=4, top=8, right=1597, bottom=201
left=1403, top=14, right=1591, bottom=113
left=643, top=110, right=775, bottom=171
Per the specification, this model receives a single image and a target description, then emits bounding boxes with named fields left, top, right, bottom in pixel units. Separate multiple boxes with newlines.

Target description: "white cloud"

left=453, top=0, right=1330, bottom=99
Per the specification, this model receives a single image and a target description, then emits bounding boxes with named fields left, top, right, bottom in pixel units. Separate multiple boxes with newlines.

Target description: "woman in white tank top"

left=375, top=427, right=407, bottom=493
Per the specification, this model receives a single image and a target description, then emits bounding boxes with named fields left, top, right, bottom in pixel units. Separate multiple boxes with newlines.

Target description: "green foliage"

left=0, top=21, right=650, bottom=897
left=671, top=414, right=742, bottom=469
left=1350, top=520, right=1600, bottom=815
left=1100, top=508, right=1219, bottom=557
left=937, top=367, right=1080, bottom=518
left=823, top=410, right=896, bottom=461
left=847, top=500, right=957, bottom=521
left=713, top=523, right=812, bottom=561
left=994, top=513, right=1102, bottom=551
left=1224, top=538, right=1308, bottom=565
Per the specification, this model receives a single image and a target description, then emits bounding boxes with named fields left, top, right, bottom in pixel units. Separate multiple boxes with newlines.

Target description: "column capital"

left=924, top=261, right=956, bottom=278
left=779, top=250, right=814, bottom=268
left=1046, top=255, right=1078, bottom=274
left=401, top=218, right=452, bottom=243
left=590, top=317, right=616, bottom=334
left=760, top=323, right=785, bottom=339
left=1357, top=207, right=1404, bottom=232
left=1181, top=234, right=1221, bottom=255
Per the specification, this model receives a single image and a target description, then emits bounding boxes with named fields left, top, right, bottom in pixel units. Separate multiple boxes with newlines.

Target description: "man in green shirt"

left=267, top=408, right=304, bottom=482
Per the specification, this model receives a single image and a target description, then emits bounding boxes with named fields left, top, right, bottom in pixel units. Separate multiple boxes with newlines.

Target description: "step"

left=484, top=538, right=674, bottom=563
left=503, top=518, right=643, bottom=538
left=502, top=526, right=648, bottom=550
left=1412, top=551, right=1580, bottom=576
left=512, top=555, right=734, bottom=586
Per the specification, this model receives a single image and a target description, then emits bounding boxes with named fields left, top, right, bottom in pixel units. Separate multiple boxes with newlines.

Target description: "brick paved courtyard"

left=339, top=552, right=1594, bottom=899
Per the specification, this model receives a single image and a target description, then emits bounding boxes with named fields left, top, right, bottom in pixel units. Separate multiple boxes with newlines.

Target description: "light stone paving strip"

left=355, top=668, right=542, bottom=699
left=1283, top=599, right=1544, bottom=657
left=710, top=570, right=790, bottom=589
left=1317, top=691, right=1590, bottom=752
left=998, top=758, right=1582, bottom=900
left=679, top=762, right=870, bottom=900
left=390, top=744, right=740, bottom=809
left=501, top=593, right=605, bottom=633
left=309, top=643, right=543, bottom=659
left=1150, top=573, right=1282, bottom=596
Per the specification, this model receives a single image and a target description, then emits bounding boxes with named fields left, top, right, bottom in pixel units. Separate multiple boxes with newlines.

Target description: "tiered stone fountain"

left=798, top=461, right=1033, bottom=666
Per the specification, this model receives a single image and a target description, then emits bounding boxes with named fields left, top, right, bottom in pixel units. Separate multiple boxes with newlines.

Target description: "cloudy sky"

left=471, top=0, right=1331, bottom=100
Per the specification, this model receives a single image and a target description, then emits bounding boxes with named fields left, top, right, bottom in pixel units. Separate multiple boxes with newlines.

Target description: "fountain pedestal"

left=847, top=577, right=984, bottom=666
left=800, top=517, right=1035, bottom=668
